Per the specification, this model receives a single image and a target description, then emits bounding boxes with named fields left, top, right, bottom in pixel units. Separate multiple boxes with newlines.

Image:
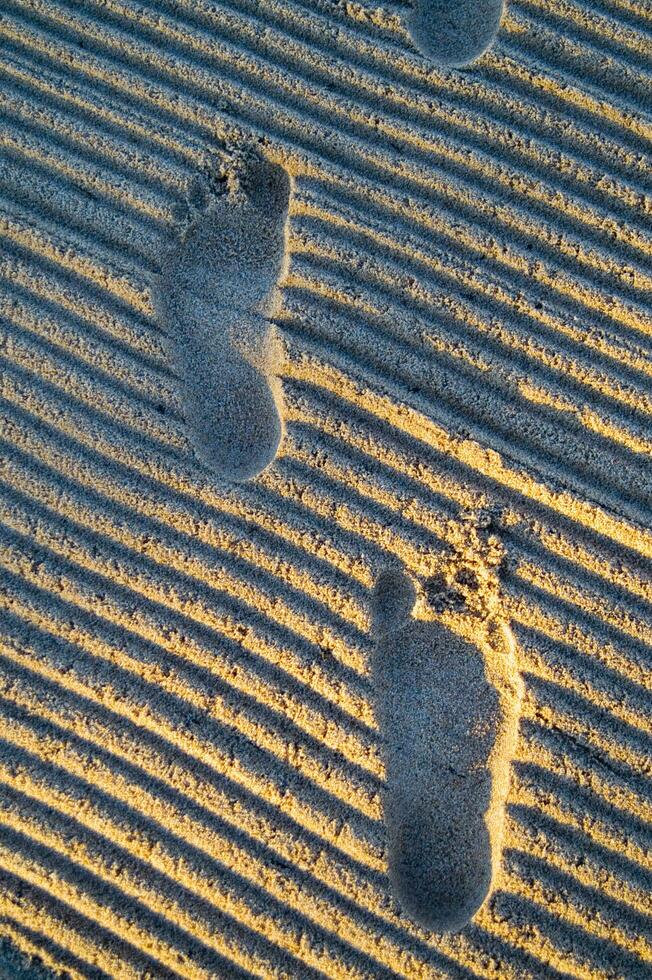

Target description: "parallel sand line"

left=47, top=0, right=652, bottom=286
left=512, top=559, right=652, bottom=651
left=510, top=520, right=652, bottom=606
left=501, top=836, right=652, bottom=965
left=0, top=190, right=160, bottom=286
left=0, top=364, right=575, bottom=600
left=475, top=910, right=595, bottom=980
left=0, top=250, right=167, bottom=363
left=270, top=417, right=652, bottom=691
left=504, top=7, right=652, bottom=109
left=0, top=317, right=184, bottom=452
left=0, top=605, right=384, bottom=869
left=0, top=406, right=368, bottom=648
left=0, top=203, right=150, bottom=314
left=6, top=353, right=651, bottom=703
left=6, top=556, right=640, bottom=976
left=58, top=0, right=652, bottom=179
left=282, top=366, right=645, bottom=551
left=256, top=4, right=652, bottom=188
left=6, top=297, right=652, bottom=577
left=286, top=259, right=652, bottom=447
left=498, top=870, right=645, bottom=980
left=520, top=686, right=651, bottom=790
left=0, top=49, right=214, bottom=175
left=0, top=458, right=379, bottom=768
left=498, top=13, right=652, bottom=120
left=519, top=725, right=652, bottom=830
left=0, top=914, right=98, bottom=980
left=287, top=203, right=652, bottom=395
left=3, top=22, right=648, bottom=261
left=326, top=0, right=651, bottom=54
left=0, top=525, right=377, bottom=790
left=4, top=2, right=652, bottom=333
left=282, top=286, right=652, bottom=513
left=0, top=525, right=382, bottom=824
left=514, top=0, right=652, bottom=62
left=10, top=163, right=645, bottom=445
left=177, top=0, right=652, bottom=127
left=0, top=782, right=353, bottom=980
left=6, top=143, right=639, bottom=406
left=506, top=833, right=652, bottom=971
left=5, top=359, right=651, bottom=715
left=0, top=401, right=369, bottom=629
left=512, top=768, right=652, bottom=878
left=0, top=117, right=173, bottom=226
left=282, top=420, right=649, bottom=671
left=3, top=10, right=640, bottom=268
left=276, top=360, right=652, bottom=610
left=0, top=825, right=267, bottom=980
left=0, top=738, right=428, bottom=978
left=588, top=0, right=652, bottom=25
left=0, top=429, right=373, bottom=693
left=0, top=87, right=192, bottom=203
left=487, top=21, right=652, bottom=143
left=0, top=897, right=145, bottom=980
left=8, top=398, right=651, bottom=756
left=0, top=651, right=475, bottom=980
left=281, top=354, right=652, bottom=558
left=0, top=382, right=376, bottom=590
left=0, top=656, right=591, bottom=980
left=0, top=278, right=177, bottom=409
left=0, top=153, right=169, bottom=271
left=1, top=0, right=650, bottom=972
left=3, top=47, right=649, bottom=278
left=259, top=455, right=652, bottom=758
left=287, top=212, right=652, bottom=418
left=512, top=624, right=650, bottom=734
left=2, top=24, right=648, bottom=388
left=0, top=620, right=383, bottom=885
left=282, top=291, right=652, bottom=475
left=507, top=593, right=651, bottom=701
left=8, top=241, right=648, bottom=536
left=509, top=800, right=652, bottom=916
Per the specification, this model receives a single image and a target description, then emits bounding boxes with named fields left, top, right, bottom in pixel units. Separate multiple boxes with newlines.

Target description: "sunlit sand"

left=0, top=0, right=650, bottom=975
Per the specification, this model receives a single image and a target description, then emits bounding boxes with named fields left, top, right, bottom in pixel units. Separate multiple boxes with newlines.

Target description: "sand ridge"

left=0, top=0, right=651, bottom=975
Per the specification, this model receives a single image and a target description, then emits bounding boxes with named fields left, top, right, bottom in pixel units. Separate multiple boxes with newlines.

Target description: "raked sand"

left=0, top=0, right=651, bottom=976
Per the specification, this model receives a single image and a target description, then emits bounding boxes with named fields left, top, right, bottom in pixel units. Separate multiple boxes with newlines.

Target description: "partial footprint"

left=370, top=513, right=523, bottom=932
left=156, top=149, right=291, bottom=481
left=407, top=0, right=504, bottom=67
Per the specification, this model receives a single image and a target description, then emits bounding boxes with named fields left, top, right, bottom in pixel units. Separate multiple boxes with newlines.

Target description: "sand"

left=370, top=517, right=524, bottom=933
left=0, top=0, right=651, bottom=976
left=155, top=150, right=289, bottom=481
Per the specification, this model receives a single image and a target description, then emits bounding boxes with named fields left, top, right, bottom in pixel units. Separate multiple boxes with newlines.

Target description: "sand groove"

left=1, top=0, right=651, bottom=973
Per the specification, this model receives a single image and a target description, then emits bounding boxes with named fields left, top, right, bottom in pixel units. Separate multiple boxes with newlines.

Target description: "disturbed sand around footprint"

left=155, top=149, right=291, bottom=482
left=371, top=514, right=524, bottom=932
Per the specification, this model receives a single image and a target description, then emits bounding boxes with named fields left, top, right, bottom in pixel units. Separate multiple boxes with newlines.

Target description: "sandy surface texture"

left=0, top=0, right=651, bottom=976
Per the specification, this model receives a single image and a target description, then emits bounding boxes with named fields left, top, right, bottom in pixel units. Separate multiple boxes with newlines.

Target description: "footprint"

left=156, top=149, right=291, bottom=481
left=406, top=0, right=504, bottom=67
left=370, top=513, right=523, bottom=932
